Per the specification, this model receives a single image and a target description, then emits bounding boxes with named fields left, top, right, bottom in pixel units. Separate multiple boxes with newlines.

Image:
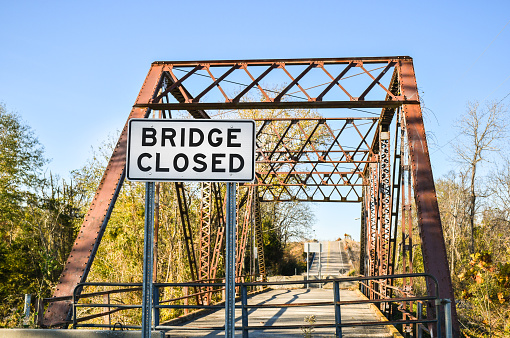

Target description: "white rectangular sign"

left=304, top=242, right=321, bottom=253
left=126, top=119, right=256, bottom=182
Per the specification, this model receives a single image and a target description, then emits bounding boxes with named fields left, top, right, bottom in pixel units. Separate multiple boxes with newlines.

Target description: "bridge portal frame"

left=42, top=56, right=458, bottom=337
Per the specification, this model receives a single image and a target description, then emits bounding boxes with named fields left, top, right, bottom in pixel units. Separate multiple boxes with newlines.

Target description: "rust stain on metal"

left=399, top=59, right=460, bottom=337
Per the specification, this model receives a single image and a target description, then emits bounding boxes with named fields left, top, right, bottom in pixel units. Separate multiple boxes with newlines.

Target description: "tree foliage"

left=0, top=104, right=45, bottom=240
left=0, top=104, right=86, bottom=327
left=437, top=101, right=510, bottom=337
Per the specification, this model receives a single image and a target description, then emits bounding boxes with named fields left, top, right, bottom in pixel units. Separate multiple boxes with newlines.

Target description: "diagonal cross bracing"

left=249, top=117, right=377, bottom=202
left=135, top=57, right=419, bottom=111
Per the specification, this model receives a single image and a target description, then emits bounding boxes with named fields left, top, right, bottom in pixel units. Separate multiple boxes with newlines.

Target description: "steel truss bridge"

left=41, top=56, right=459, bottom=336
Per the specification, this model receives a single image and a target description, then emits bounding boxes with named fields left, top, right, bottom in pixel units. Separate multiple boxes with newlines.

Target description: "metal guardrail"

left=67, top=273, right=453, bottom=338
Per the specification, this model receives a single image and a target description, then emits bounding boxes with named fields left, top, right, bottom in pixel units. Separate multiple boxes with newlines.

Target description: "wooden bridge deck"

left=163, top=288, right=396, bottom=337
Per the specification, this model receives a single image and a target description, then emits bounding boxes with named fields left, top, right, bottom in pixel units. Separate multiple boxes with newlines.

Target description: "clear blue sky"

left=1, top=1, right=509, bottom=241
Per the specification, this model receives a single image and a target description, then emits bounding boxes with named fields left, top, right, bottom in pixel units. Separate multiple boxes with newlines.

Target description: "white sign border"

left=126, top=118, right=256, bottom=183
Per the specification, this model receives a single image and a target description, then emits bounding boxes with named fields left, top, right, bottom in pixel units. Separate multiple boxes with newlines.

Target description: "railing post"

left=23, top=294, right=31, bottom=327
left=103, top=293, right=111, bottom=328
left=333, top=281, right=342, bottom=338
left=417, top=302, right=423, bottom=338
left=184, top=286, right=189, bottom=315
left=153, top=286, right=160, bottom=328
left=306, top=249, right=309, bottom=289
left=35, top=298, right=44, bottom=328
left=435, top=299, right=442, bottom=338
left=208, top=283, right=212, bottom=306
left=222, top=279, right=226, bottom=301
left=443, top=299, right=453, bottom=338
left=242, top=283, right=249, bottom=338
left=142, top=181, right=155, bottom=338
left=72, top=286, right=77, bottom=329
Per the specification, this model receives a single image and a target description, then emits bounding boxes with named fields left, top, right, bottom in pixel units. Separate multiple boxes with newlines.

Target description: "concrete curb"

left=0, top=329, right=164, bottom=338
left=353, top=288, right=405, bottom=338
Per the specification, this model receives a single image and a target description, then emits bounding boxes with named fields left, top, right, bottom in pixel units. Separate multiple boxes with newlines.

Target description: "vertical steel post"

left=72, top=288, right=77, bottom=329
left=306, top=244, right=309, bottom=289
left=444, top=299, right=453, bottom=338
left=319, top=243, right=323, bottom=288
left=153, top=286, right=160, bottom=328
left=153, top=182, right=160, bottom=282
left=435, top=299, right=442, bottom=337
left=23, top=294, right=31, bottom=326
left=225, top=182, right=237, bottom=338
left=417, top=302, right=423, bottom=338
left=318, top=243, right=322, bottom=281
left=142, top=182, right=155, bottom=337
left=334, top=281, right=342, bottom=338
left=241, top=284, right=248, bottom=338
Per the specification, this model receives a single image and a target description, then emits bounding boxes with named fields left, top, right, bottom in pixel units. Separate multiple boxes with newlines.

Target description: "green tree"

left=454, top=101, right=507, bottom=253
left=0, top=104, right=85, bottom=326
left=0, top=104, right=46, bottom=241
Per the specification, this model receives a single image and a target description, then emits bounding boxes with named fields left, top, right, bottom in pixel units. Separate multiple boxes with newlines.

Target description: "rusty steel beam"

left=358, top=62, right=396, bottom=101
left=209, top=183, right=225, bottom=281
left=135, top=100, right=417, bottom=111
left=151, top=56, right=412, bottom=67
left=159, top=71, right=210, bottom=119
left=175, top=182, right=199, bottom=283
left=42, top=64, right=166, bottom=327
left=399, top=59, right=459, bottom=336
left=368, top=162, right=379, bottom=279
left=236, top=187, right=254, bottom=276
left=359, top=188, right=367, bottom=277
left=133, top=57, right=421, bottom=111
left=364, top=68, right=400, bottom=166
left=253, top=187, right=266, bottom=280
left=198, top=183, right=212, bottom=281
left=258, top=197, right=362, bottom=202
left=378, top=132, right=391, bottom=278
left=388, top=111, right=403, bottom=278
left=149, top=58, right=410, bottom=109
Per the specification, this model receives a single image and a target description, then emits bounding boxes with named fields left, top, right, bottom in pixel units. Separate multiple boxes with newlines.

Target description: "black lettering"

left=142, top=128, right=157, bottom=146
left=137, top=153, right=152, bottom=171
left=161, top=128, right=176, bottom=146
left=189, top=128, right=204, bottom=147
left=173, top=153, right=189, bottom=172
left=193, top=153, right=207, bottom=172
left=155, top=153, right=169, bottom=172
left=208, top=128, right=222, bottom=147
left=227, top=128, right=241, bottom=147
left=180, top=128, right=185, bottom=147
left=229, top=154, right=244, bottom=173
left=212, top=153, right=226, bottom=172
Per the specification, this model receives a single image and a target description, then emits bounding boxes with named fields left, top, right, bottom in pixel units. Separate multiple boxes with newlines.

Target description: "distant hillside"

left=342, top=236, right=360, bottom=275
